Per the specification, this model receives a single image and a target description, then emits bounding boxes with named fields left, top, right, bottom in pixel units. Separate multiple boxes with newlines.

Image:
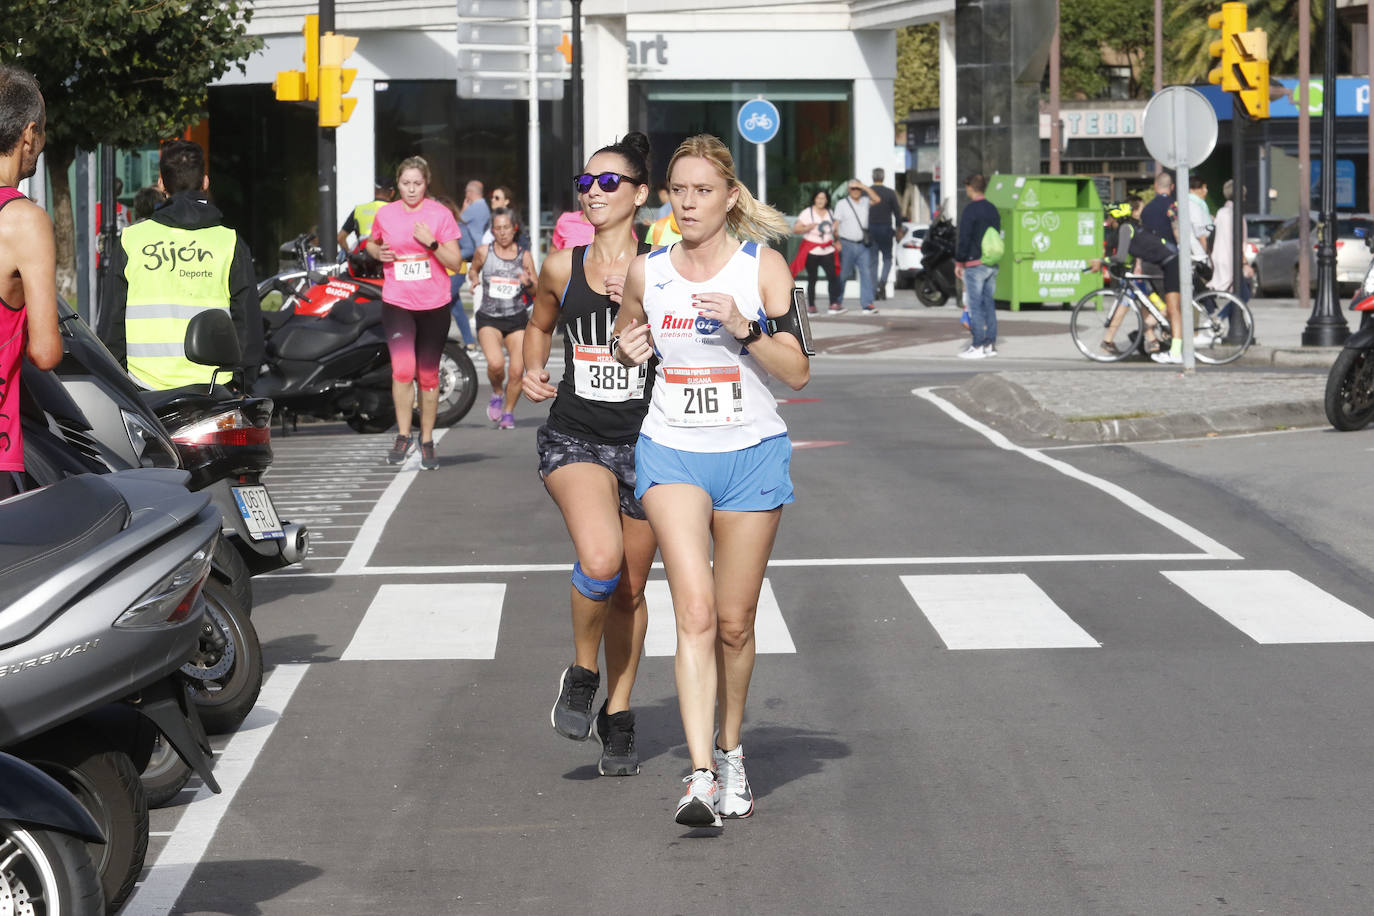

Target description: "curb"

left=943, top=373, right=1327, bottom=444
left=1237, top=345, right=1343, bottom=369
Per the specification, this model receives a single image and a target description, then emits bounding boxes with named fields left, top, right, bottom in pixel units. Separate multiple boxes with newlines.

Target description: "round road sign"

left=737, top=99, right=780, bottom=145
left=1142, top=86, right=1218, bottom=169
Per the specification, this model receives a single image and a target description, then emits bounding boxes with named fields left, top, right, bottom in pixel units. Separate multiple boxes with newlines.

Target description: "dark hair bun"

left=621, top=130, right=651, bottom=161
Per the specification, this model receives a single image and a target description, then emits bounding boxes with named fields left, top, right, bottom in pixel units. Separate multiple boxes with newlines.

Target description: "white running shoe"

left=956, top=344, right=986, bottom=359
left=713, top=744, right=754, bottom=819
left=1150, top=350, right=1182, bottom=364
left=674, top=769, right=722, bottom=828
left=982, top=344, right=998, bottom=358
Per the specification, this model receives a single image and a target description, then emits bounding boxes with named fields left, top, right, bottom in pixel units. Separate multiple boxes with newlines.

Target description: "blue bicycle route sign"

left=737, top=98, right=780, bottom=144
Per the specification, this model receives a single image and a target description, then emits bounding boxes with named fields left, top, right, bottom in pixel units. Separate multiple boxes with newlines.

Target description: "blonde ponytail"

left=668, top=134, right=790, bottom=244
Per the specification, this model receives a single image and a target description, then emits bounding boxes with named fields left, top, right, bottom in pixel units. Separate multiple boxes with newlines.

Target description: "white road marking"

left=1163, top=569, right=1374, bottom=644
left=913, top=387, right=1241, bottom=561
left=643, top=579, right=795, bottom=656
left=900, top=573, right=1100, bottom=650
left=341, top=583, right=505, bottom=660
left=122, top=664, right=310, bottom=916
left=336, top=430, right=447, bottom=575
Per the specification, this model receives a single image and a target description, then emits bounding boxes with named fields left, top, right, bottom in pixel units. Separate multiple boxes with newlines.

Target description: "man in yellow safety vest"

left=649, top=211, right=682, bottom=249
left=337, top=177, right=394, bottom=253
left=98, top=139, right=261, bottom=389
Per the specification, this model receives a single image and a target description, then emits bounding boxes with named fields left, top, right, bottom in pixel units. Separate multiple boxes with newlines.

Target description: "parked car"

left=1242, top=214, right=1287, bottom=265
left=1252, top=214, right=1374, bottom=297
left=894, top=222, right=927, bottom=289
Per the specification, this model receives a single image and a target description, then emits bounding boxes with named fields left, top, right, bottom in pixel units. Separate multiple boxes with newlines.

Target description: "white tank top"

left=639, top=241, right=787, bottom=453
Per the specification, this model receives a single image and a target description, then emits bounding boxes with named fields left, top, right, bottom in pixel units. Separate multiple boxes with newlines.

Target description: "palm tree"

left=1166, top=0, right=1326, bottom=82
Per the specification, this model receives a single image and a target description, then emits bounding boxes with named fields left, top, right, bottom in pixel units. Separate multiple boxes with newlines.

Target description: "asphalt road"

left=121, top=351, right=1374, bottom=916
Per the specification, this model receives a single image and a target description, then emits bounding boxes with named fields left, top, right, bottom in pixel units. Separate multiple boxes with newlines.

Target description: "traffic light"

left=319, top=33, right=360, bottom=128
left=1234, top=29, right=1271, bottom=120
left=1207, top=2, right=1246, bottom=94
left=274, top=15, right=319, bottom=102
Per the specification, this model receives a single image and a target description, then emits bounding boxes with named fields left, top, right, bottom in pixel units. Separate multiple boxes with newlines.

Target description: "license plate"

left=232, top=485, right=284, bottom=540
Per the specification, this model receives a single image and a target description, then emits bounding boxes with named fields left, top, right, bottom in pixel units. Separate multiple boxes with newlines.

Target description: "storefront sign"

left=1039, top=107, right=1144, bottom=141
left=1197, top=77, right=1371, bottom=119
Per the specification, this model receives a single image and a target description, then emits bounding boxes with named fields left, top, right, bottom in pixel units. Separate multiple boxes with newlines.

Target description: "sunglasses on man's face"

left=573, top=172, right=633, bottom=194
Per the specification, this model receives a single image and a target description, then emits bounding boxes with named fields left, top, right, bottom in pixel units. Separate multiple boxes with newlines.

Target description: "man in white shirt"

left=1185, top=175, right=1213, bottom=266
left=833, top=179, right=880, bottom=314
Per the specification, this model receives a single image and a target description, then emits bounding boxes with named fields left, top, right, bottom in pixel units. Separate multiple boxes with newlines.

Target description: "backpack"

left=980, top=226, right=1005, bottom=266
left=1127, top=224, right=1178, bottom=266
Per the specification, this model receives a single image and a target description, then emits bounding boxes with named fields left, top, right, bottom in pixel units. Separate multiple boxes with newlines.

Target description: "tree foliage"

left=1166, top=0, right=1325, bottom=83
left=895, top=23, right=940, bottom=120
left=1060, top=0, right=1155, bottom=98
left=0, top=0, right=261, bottom=297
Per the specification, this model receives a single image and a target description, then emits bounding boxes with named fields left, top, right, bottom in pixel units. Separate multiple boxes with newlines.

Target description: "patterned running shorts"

left=536, top=424, right=645, bottom=520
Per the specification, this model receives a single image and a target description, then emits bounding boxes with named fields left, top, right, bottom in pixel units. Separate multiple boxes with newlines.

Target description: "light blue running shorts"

left=634, top=433, right=795, bottom=511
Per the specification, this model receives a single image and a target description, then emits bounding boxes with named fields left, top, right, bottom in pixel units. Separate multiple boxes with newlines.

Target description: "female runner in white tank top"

left=611, top=134, right=810, bottom=828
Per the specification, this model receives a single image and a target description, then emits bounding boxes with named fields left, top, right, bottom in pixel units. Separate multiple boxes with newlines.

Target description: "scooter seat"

left=268, top=301, right=382, bottom=361
left=139, top=384, right=236, bottom=414
left=0, top=475, right=129, bottom=613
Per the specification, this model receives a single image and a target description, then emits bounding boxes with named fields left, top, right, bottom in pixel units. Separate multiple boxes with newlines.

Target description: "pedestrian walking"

left=869, top=168, right=901, bottom=300
left=788, top=188, right=840, bottom=314
left=458, top=180, right=490, bottom=264
left=1210, top=179, right=1253, bottom=300
left=522, top=131, right=657, bottom=778
left=0, top=65, right=62, bottom=499
left=434, top=195, right=477, bottom=351
left=953, top=173, right=1002, bottom=359
left=469, top=208, right=536, bottom=430
left=365, top=156, right=463, bottom=469
left=611, top=133, right=811, bottom=828
left=834, top=177, right=879, bottom=314
left=99, top=139, right=263, bottom=388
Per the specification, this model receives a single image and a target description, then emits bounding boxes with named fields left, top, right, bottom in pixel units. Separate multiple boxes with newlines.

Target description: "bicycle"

left=1069, top=264, right=1254, bottom=365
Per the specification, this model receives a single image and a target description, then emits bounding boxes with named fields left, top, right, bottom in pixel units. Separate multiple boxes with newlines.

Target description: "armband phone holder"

left=766, top=288, right=817, bottom=356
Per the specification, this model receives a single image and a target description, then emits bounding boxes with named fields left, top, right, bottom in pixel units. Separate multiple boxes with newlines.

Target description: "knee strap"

left=571, top=562, right=620, bottom=601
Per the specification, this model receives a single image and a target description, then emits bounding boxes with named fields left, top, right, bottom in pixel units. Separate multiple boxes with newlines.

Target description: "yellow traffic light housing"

left=274, top=15, right=319, bottom=102
left=1207, top=3, right=1247, bottom=93
left=1234, top=29, right=1271, bottom=120
left=318, top=33, right=360, bottom=128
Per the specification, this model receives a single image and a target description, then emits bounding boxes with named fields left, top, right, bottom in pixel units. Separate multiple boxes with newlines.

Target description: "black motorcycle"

left=915, top=207, right=958, bottom=308
left=1324, top=232, right=1374, bottom=430
left=257, top=246, right=479, bottom=434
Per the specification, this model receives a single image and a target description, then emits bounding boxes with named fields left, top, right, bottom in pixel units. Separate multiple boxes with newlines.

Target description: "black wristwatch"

left=426, top=239, right=439, bottom=252
left=734, top=320, right=763, bottom=345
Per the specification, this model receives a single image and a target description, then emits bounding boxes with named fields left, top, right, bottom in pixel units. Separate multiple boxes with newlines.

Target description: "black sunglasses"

left=573, top=172, right=634, bottom=194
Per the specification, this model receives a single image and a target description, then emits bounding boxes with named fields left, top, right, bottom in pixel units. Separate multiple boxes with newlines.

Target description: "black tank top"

left=546, top=242, right=654, bottom=445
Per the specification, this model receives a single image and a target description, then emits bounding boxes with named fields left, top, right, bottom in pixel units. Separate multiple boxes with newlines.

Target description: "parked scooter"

left=27, top=303, right=272, bottom=737
left=256, top=242, right=479, bottom=433
left=0, top=752, right=106, bottom=915
left=0, top=468, right=222, bottom=913
left=1324, top=232, right=1374, bottom=430
left=915, top=206, right=958, bottom=307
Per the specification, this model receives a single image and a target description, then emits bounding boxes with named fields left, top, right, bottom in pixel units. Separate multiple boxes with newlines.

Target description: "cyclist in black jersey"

left=522, top=131, right=657, bottom=777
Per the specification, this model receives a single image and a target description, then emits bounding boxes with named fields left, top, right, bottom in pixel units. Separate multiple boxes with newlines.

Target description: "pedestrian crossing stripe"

left=334, top=571, right=1374, bottom=661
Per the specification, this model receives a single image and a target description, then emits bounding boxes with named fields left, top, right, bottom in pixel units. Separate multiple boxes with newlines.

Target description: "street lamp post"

left=1303, top=0, right=1349, bottom=346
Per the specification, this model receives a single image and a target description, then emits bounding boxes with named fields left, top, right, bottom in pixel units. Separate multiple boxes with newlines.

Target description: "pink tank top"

left=0, top=186, right=28, bottom=472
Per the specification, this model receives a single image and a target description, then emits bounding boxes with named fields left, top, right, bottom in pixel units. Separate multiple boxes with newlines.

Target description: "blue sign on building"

left=1197, top=77, right=1371, bottom=120
left=737, top=99, right=780, bottom=144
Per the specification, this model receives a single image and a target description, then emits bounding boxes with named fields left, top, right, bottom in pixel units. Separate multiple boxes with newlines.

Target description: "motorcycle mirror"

left=184, top=309, right=242, bottom=369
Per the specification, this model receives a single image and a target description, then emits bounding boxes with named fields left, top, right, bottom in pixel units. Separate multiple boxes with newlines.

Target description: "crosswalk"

left=336, top=568, right=1374, bottom=661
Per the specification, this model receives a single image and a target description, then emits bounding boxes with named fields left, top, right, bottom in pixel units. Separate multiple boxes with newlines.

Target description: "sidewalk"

left=818, top=290, right=1346, bottom=443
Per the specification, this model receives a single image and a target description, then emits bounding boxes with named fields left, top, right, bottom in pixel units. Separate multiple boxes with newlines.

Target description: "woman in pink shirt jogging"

left=365, top=156, right=463, bottom=470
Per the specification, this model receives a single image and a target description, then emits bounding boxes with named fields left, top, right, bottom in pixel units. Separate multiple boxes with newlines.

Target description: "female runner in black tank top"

left=522, top=132, right=657, bottom=777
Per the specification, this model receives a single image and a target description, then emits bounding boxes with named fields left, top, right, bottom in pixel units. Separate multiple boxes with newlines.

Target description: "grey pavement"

left=821, top=285, right=1352, bottom=443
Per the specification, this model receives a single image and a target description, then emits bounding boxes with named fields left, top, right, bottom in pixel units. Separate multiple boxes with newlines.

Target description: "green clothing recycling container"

left=984, top=174, right=1103, bottom=311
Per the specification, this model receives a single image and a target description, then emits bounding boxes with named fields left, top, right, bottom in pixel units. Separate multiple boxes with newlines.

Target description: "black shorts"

left=536, top=424, right=645, bottom=520
left=476, top=311, right=529, bottom=336
left=1159, top=259, right=1180, bottom=295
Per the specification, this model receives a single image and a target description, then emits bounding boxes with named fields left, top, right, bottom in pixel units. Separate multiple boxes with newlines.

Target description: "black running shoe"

left=595, top=701, right=640, bottom=776
left=419, top=441, right=438, bottom=470
left=550, top=664, right=599, bottom=740
left=385, top=434, right=414, bottom=465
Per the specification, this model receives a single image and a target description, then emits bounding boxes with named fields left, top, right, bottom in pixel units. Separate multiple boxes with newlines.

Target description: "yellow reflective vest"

left=121, top=220, right=238, bottom=390
left=353, top=199, right=384, bottom=240
left=650, top=213, right=681, bottom=248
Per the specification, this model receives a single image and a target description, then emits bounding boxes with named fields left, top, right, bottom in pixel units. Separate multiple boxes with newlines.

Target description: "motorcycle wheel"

left=0, top=821, right=105, bottom=916
left=1324, top=346, right=1374, bottom=431
left=140, top=733, right=194, bottom=809
left=915, top=277, right=948, bottom=308
left=213, top=537, right=253, bottom=619
left=11, top=730, right=147, bottom=915
left=430, top=342, right=480, bottom=428
left=346, top=414, right=393, bottom=434
left=181, top=579, right=264, bottom=735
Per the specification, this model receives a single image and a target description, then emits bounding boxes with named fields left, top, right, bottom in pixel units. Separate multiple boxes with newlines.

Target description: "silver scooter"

left=0, top=469, right=222, bottom=913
